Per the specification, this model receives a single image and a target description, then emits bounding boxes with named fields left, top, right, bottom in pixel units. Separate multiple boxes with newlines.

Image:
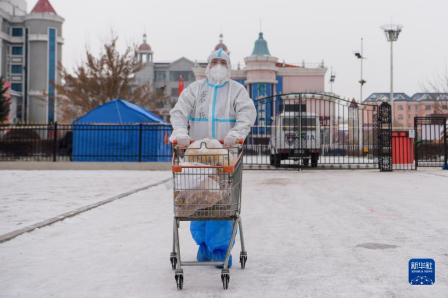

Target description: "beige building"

left=364, top=92, right=448, bottom=129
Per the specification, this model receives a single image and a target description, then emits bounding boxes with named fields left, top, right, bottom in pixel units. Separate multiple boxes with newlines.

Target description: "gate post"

left=53, top=121, right=58, bottom=162
left=414, top=117, right=418, bottom=170
left=378, top=102, right=392, bottom=171
left=139, top=123, right=143, bottom=162
left=444, top=117, right=447, bottom=169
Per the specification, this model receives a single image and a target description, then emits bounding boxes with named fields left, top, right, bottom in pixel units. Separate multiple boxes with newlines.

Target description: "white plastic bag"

left=184, top=138, right=235, bottom=166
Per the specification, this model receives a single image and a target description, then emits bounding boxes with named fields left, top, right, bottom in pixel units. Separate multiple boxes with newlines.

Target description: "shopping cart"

left=170, top=139, right=247, bottom=290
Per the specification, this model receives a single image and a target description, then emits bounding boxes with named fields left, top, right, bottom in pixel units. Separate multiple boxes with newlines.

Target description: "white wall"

left=0, top=0, right=27, bottom=16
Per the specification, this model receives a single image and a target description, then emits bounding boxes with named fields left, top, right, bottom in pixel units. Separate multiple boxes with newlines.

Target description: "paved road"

left=0, top=169, right=447, bottom=297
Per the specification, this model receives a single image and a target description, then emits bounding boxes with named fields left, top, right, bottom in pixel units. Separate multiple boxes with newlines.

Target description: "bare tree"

left=52, top=35, right=169, bottom=123
left=422, top=65, right=448, bottom=115
left=0, top=77, right=10, bottom=123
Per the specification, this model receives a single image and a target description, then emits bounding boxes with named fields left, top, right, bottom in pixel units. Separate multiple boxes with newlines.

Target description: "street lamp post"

left=381, top=24, right=403, bottom=127
left=354, top=38, right=367, bottom=103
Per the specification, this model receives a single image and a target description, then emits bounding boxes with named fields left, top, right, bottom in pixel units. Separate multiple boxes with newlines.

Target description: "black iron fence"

left=0, top=122, right=172, bottom=162
left=414, top=117, right=447, bottom=168
left=243, top=93, right=380, bottom=170
left=1, top=97, right=446, bottom=172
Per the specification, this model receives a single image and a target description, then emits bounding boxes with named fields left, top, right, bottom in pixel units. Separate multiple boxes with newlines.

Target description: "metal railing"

left=0, top=122, right=173, bottom=162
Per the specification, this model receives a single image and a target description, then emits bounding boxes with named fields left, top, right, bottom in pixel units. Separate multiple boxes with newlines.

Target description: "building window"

left=12, top=47, right=23, bottom=55
left=443, top=105, right=448, bottom=110
left=11, top=83, right=22, bottom=92
left=12, top=28, right=23, bottom=37
left=11, top=65, right=22, bottom=74
left=398, top=105, right=403, bottom=110
left=398, top=114, right=403, bottom=120
left=171, top=88, right=179, bottom=97
left=407, top=115, right=410, bottom=119
left=170, top=71, right=195, bottom=82
left=425, top=105, right=431, bottom=110
left=415, top=106, right=418, bottom=111
left=154, top=71, right=166, bottom=82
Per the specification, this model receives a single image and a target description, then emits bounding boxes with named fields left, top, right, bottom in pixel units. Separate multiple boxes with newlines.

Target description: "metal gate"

left=414, top=117, right=447, bottom=169
left=243, top=93, right=380, bottom=170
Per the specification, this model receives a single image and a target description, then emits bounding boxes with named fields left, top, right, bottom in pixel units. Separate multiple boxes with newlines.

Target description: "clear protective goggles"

left=210, top=58, right=228, bottom=68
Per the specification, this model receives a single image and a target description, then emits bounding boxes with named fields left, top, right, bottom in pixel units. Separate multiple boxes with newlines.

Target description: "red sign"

left=320, top=116, right=330, bottom=127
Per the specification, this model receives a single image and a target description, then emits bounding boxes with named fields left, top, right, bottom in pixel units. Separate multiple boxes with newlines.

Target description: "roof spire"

left=138, top=32, right=152, bottom=52
left=251, top=31, right=271, bottom=56
left=31, top=0, right=57, bottom=14
left=214, top=32, right=229, bottom=54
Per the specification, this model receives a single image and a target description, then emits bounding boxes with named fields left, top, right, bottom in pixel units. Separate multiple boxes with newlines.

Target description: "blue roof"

left=74, top=99, right=167, bottom=124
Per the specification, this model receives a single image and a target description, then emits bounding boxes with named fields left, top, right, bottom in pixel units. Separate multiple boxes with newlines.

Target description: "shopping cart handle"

left=172, top=139, right=244, bottom=145
left=172, top=140, right=195, bottom=145
left=218, top=139, right=244, bottom=145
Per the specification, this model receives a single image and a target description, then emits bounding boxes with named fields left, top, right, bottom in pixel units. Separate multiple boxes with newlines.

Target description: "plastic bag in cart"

left=174, top=163, right=232, bottom=217
left=184, top=138, right=236, bottom=166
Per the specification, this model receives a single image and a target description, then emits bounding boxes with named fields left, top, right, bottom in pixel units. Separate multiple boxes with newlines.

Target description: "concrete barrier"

left=0, top=162, right=172, bottom=171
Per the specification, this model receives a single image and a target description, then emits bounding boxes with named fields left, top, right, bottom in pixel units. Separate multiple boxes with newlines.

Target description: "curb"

left=0, top=177, right=171, bottom=244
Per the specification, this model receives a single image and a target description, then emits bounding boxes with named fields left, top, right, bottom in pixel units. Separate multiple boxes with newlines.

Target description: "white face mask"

left=210, top=64, right=228, bottom=82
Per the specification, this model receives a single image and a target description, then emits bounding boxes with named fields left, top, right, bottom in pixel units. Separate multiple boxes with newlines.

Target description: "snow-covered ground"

left=1, top=169, right=448, bottom=297
left=0, top=170, right=171, bottom=235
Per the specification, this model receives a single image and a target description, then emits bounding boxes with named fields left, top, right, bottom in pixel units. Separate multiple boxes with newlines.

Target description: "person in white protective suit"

left=169, top=48, right=256, bottom=267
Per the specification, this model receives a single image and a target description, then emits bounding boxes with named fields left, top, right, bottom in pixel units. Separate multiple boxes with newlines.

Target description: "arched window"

left=398, top=105, right=403, bottom=110
left=398, top=114, right=403, bottom=119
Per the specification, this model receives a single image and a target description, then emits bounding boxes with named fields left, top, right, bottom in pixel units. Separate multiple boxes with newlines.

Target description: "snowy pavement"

left=1, top=169, right=448, bottom=297
left=0, top=170, right=171, bottom=235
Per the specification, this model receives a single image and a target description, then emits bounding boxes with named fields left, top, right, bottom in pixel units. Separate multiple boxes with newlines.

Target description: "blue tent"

left=73, top=99, right=172, bottom=162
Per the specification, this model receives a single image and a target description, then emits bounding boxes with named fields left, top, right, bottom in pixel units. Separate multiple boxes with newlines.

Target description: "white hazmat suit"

left=169, top=48, right=256, bottom=143
left=169, top=48, right=256, bottom=267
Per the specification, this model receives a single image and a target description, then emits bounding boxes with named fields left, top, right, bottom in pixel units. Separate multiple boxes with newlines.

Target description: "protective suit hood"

left=205, top=48, right=231, bottom=85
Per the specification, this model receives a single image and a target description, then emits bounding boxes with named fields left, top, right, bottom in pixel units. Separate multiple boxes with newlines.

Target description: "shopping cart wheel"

left=239, top=252, right=247, bottom=269
left=221, top=270, right=230, bottom=290
left=170, top=255, right=177, bottom=270
left=175, top=269, right=184, bottom=290
left=175, top=275, right=183, bottom=290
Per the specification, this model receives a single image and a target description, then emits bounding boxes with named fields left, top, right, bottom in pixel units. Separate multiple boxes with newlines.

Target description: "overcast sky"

left=28, top=0, right=448, bottom=101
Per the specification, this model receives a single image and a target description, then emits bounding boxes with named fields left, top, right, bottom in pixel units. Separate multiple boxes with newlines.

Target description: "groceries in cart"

left=174, top=138, right=237, bottom=217
left=184, top=138, right=236, bottom=166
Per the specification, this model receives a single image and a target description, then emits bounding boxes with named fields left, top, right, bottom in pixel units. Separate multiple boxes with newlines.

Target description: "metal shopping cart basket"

left=170, top=139, right=247, bottom=290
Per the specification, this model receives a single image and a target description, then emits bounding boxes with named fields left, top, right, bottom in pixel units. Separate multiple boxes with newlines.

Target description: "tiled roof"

left=363, top=92, right=411, bottom=103
left=364, top=92, right=448, bottom=103
left=31, top=0, right=57, bottom=14
left=411, top=93, right=448, bottom=102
